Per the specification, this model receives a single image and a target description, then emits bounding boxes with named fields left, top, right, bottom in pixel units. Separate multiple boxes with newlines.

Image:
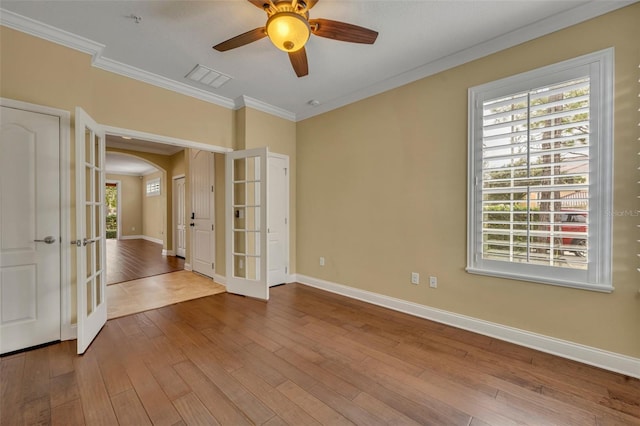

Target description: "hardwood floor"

left=106, top=239, right=184, bottom=285
left=2, top=283, right=639, bottom=425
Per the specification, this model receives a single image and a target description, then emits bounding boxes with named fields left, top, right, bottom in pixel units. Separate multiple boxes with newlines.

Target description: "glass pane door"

left=226, top=148, right=268, bottom=300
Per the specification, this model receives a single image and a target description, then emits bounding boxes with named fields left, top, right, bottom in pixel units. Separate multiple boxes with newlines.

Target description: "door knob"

left=34, top=236, right=56, bottom=244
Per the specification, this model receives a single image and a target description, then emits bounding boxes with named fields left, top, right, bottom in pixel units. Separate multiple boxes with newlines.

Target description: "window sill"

left=465, top=267, right=614, bottom=293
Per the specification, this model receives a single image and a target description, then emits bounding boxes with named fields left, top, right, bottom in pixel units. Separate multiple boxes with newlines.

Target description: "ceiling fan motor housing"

left=265, top=2, right=311, bottom=52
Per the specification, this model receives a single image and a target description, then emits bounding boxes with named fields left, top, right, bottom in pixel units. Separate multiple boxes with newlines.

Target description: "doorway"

left=105, top=181, right=119, bottom=240
left=104, top=150, right=183, bottom=285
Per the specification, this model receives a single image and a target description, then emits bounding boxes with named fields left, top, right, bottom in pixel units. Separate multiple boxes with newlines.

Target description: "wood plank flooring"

left=2, top=283, right=639, bottom=425
left=106, top=239, right=184, bottom=285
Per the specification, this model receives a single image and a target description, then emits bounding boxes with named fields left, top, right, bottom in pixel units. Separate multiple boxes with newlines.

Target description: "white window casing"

left=467, top=49, right=614, bottom=292
left=146, top=177, right=160, bottom=196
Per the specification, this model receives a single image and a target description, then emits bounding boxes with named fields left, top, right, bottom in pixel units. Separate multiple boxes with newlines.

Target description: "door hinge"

left=285, top=266, right=288, bottom=274
left=284, top=217, right=287, bottom=225
left=212, top=224, right=214, bottom=231
left=211, top=185, right=214, bottom=192
left=284, top=168, right=287, bottom=176
left=212, top=262, right=215, bottom=269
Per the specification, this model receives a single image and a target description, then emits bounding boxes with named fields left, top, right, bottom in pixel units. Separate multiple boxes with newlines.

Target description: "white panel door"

left=226, top=148, right=268, bottom=300
left=191, top=150, right=215, bottom=277
left=267, top=154, right=289, bottom=287
left=0, top=106, right=60, bottom=354
left=75, top=107, right=107, bottom=355
left=174, top=176, right=186, bottom=258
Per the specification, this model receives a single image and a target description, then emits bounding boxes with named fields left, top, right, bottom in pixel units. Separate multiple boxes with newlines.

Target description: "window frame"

left=146, top=177, right=161, bottom=197
left=467, top=48, right=614, bottom=292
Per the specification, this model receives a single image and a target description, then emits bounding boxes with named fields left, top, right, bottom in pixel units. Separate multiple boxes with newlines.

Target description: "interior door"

left=190, top=150, right=215, bottom=277
left=226, top=148, right=268, bottom=300
left=75, top=107, right=107, bottom=354
left=174, top=176, right=186, bottom=258
left=0, top=105, right=61, bottom=354
left=267, top=154, right=289, bottom=286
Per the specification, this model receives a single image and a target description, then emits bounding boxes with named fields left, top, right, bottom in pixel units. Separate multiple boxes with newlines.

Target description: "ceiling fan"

left=213, top=0, right=378, bottom=77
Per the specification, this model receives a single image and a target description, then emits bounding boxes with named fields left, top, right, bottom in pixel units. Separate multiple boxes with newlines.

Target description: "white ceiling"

left=1, top=1, right=634, bottom=121
left=105, top=135, right=185, bottom=175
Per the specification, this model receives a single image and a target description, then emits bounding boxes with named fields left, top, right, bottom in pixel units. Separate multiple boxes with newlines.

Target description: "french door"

left=75, top=107, right=107, bottom=354
left=225, top=148, right=268, bottom=300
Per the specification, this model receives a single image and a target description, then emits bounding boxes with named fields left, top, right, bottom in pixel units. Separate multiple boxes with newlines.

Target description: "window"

left=467, top=49, right=613, bottom=291
left=146, top=177, right=160, bottom=196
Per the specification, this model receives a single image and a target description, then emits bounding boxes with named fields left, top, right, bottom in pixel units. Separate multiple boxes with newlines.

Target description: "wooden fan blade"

left=310, top=18, right=378, bottom=44
left=213, top=27, right=267, bottom=52
left=288, top=48, right=309, bottom=77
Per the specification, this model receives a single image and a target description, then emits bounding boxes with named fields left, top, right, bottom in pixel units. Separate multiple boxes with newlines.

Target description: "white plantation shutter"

left=481, top=77, right=590, bottom=268
left=468, top=49, right=613, bottom=291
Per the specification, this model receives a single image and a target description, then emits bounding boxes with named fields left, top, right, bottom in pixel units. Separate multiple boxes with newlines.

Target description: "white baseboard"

left=120, top=235, right=143, bottom=240
left=162, top=249, right=175, bottom=256
left=295, top=274, right=640, bottom=379
left=142, top=235, right=163, bottom=245
left=287, top=273, right=298, bottom=284
left=214, top=273, right=227, bottom=285
left=184, top=263, right=193, bottom=271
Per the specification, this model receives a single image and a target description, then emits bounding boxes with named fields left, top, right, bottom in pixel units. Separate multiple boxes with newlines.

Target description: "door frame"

left=0, top=98, right=73, bottom=341
left=1, top=100, right=233, bottom=343
left=267, top=152, right=291, bottom=285
left=172, top=174, right=186, bottom=258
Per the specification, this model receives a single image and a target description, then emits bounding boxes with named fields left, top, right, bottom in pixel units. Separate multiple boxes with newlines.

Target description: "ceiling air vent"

left=185, top=64, right=232, bottom=89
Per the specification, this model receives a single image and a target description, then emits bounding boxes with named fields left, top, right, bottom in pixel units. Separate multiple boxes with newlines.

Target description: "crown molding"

left=0, top=8, right=105, bottom=59
left=93, top=56, right=236, bottom=110
left=2, top=2, right=634, bottom=123
left=235, top=95, right=297, bottom=122
left=295, top=0, right=637, bottom=121
left=0, top=8, right=282, bottom=117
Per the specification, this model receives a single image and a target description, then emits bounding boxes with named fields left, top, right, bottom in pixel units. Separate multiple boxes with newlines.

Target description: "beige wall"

left=106, top=174, right=142, bottom=237
left=296, top=4, right=640, bottom=358
left=0, top=27, right=234, bottom=147
left=142, top=171, right=165, bottom=242
left=215, top=153, right=226, bottom=276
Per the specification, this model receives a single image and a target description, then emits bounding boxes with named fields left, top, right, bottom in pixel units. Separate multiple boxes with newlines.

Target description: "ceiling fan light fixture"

left=266, top=11, right=310, bottom=52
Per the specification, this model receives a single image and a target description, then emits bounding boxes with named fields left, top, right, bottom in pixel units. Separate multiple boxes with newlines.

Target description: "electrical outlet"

left=411, top=272, right=419, bottom=285
left=429, top=276, right=438, bottom=288
left=319, top=257, right=325, bottom=266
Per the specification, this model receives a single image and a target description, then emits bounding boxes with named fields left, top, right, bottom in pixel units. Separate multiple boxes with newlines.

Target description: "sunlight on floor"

left=106, top=270, right=226, bottom=319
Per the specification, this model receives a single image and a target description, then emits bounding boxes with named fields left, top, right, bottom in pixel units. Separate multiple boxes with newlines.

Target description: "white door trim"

left=103, top=125, right=232, bottom=154
left=0, top=98, right=72, bottom=341
left=172, top=174, right=186, bottom=258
